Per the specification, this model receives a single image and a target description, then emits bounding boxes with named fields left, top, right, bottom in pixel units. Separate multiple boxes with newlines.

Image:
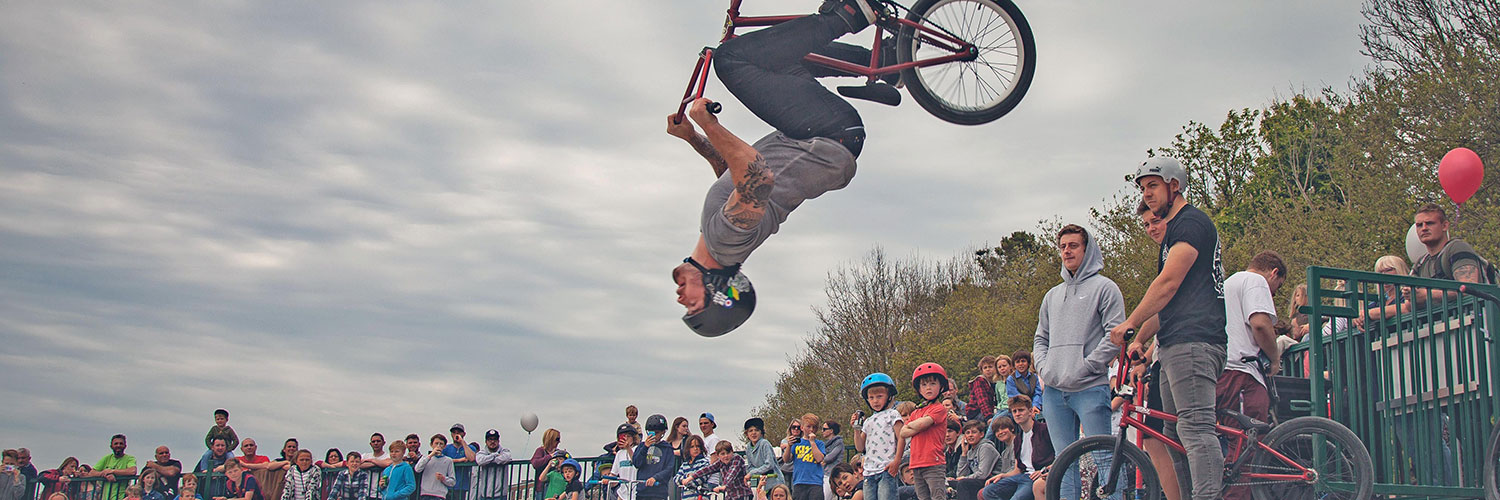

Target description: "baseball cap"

left=699, top=412, right=716, bottom=428
left=485, top=429, right=499, bottom=439
left=616, top=423, right=640, bottom=436
left=450, top=423, right=465, bottom=433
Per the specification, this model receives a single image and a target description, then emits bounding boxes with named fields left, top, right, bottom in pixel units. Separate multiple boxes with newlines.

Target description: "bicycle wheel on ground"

left=1045, top=435, right=1161, bottom=500
left=896, top=0, right=1036, bottom=125
left=1246, top=416, right=1373, bottom=500
left=1485, top=423, right=1499, bottom=500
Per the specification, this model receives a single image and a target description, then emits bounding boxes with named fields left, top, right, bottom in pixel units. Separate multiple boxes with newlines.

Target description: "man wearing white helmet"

left=1108, top=157, right=1227, bottom=500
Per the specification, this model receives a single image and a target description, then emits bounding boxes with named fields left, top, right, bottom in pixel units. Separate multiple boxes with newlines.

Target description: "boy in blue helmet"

left=851, top=373, right=904, bottom=500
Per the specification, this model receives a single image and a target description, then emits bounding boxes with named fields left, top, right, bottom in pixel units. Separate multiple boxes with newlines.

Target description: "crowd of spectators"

left=7, top=171, right=1494, bottom=500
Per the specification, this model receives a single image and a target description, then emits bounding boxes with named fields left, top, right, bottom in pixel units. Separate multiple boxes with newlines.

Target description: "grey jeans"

left=1157, top=342, right=1226, bottom=500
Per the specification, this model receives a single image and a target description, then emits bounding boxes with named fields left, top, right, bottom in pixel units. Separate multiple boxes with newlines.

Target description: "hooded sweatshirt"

left=1033, top=232, right=1125, bottom=393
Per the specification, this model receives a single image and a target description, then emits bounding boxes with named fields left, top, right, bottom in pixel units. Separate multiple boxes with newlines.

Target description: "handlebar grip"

left=707, top=101, right=722, bottom=114
left=1460, top=284, right=1500, bottom=303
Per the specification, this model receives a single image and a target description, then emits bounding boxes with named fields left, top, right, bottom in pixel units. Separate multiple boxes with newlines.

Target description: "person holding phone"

left=1, top=450, right=25, bottom=500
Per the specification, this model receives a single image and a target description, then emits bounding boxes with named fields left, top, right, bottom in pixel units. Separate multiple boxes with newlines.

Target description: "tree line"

left=754, top=0, right=1498, bottom=427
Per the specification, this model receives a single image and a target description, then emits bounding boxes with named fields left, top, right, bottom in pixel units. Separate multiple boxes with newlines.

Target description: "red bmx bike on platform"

left=675, top=0, right=1037, bottom=126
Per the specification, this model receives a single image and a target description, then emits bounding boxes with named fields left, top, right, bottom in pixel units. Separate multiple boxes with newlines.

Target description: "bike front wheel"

left=1045, top=435, right=1161, bottom=500
left=1247, top=416, right=1373, bottom=500
left=897, top=0, right=1036, bottom=125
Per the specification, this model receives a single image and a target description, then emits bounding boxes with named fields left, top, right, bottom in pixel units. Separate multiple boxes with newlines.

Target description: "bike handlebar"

left=1460, top=284, right=1500, bottom=304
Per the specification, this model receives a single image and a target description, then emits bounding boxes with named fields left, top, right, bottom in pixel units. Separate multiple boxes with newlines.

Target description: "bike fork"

left=1101, top=432, right=1130, bottom=497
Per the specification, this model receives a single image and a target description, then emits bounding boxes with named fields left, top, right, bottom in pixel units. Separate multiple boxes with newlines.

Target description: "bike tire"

left=1485, top=423, right=1500, bottom=500
left=1045, top=435, right=1161, bottom=500
left=1247, top=416, right=1373, bottom=500
left=897, top=0, right=1036, bottom=125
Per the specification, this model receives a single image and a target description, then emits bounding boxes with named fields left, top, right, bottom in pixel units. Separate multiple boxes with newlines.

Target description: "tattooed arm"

left=667, top=114, right=730, bottom=177
left=687, top=98, right=774, bottom=230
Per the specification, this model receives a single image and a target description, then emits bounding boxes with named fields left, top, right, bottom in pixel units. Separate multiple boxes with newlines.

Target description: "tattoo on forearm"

left=725, top=155, right=772, bottom=230
left=689, top=134, right=729, bottom=176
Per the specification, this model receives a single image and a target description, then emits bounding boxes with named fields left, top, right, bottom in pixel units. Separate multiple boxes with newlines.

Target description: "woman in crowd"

left=666, top=417, right=691, bottom=462
left=39, top=457, right=82, bottom=500
left=674, top=436, right=711, bottom=500
left=1287, top=283, right=1310, bottom=340
left=742, top=418, right=784, bottom=492
left=318, top=449, right=344, bottom=469
left=530, top=429, right=562, bottom=500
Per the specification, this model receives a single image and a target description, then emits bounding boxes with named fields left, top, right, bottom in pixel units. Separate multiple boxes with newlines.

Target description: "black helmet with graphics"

left=681, top=257, right=757, bottom=337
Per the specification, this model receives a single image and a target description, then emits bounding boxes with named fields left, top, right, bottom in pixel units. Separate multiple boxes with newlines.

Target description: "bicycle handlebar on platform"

left=1460, top=284, right=1500, bottom=303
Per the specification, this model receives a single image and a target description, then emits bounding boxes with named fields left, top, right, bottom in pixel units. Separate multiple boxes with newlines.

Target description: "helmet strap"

left=684, top=257, right=741, bottom=278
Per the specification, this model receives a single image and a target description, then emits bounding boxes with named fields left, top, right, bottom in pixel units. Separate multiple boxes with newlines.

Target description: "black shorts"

left=1145, top=362, right=1166, bottom=433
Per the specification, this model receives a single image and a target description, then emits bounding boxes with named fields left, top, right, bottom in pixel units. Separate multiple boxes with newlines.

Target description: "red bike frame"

left=1113, top=362, right=1316, bottom=486
left=674, top=0, right=979, bottom=123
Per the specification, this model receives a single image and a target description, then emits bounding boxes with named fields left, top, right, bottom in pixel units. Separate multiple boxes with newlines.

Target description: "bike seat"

left=838, top=82, right=901, bottom=106
left=1218, top=409, right=1272, bottom=434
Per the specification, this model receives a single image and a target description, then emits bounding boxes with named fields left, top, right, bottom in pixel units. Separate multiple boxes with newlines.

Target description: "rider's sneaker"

left=820, top=0, right=883, bottom=34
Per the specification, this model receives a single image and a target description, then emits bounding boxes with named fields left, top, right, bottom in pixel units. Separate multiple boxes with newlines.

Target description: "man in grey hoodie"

left=1033, top=224, right=1124, bottom=500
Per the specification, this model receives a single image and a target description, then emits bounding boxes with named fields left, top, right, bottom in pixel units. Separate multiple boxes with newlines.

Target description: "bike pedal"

left=838, top=83, right=901, bottom=106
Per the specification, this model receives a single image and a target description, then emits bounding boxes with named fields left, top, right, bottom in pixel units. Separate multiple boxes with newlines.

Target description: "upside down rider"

left=667, top=0, right=888, bottom=336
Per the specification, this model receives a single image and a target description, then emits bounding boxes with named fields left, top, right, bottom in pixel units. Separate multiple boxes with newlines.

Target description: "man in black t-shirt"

left=1108, top=157, right=1227, bottom=500
left=1412, top=203, right=1492, bottom=289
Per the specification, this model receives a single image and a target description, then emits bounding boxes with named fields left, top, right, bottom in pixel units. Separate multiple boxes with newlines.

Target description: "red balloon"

left=1439, top=147, right=1484, bottom=205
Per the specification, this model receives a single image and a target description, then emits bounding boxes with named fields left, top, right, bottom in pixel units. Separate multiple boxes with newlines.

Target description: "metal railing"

left=1301, top=266, right=1500, bottom=499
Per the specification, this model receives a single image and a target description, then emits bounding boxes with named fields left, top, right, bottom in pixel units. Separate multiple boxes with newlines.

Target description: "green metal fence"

left=1300, top=266, right=1500, bottom=499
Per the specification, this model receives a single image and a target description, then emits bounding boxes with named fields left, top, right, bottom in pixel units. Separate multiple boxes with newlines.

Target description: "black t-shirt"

left=157, top=459, right=183, bottom=495
left=1414, top=239, right=1491, bottom=284
left=1157, top=204, right=1227, bottom=346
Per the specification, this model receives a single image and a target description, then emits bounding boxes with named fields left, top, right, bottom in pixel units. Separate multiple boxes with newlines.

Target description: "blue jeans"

left=981, top=475, right=1033, bottom=500
left=1043, top=385, right=1115, bottom=500
left=863, top=471, right=899, bottom=500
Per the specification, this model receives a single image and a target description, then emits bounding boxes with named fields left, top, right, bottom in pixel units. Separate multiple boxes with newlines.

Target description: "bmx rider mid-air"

left=667, top=0, right=886, bottom=337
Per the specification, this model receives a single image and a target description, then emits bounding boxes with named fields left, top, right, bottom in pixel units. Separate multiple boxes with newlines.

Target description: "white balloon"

left=521, top=413, right=539, bottom=433
left=1406, top=223, right=1426, bottom=266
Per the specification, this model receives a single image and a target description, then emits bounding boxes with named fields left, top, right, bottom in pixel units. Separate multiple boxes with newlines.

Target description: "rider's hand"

left=687, top=98, right=719, bottom=127
left=1108, top=321, right=1136, bottom=347
left=666, top=114, right=696, bottom=140
left=1126, top=341, right=1146, bottom=362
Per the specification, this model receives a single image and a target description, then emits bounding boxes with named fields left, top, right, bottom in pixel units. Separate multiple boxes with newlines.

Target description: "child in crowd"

left=1004, top=352, right=1042, bottom=412
left=684, top=441, right=752, bottom=500
left=630, top=421, right=675, bottom=500
left=742, top=418, right=784, bottom=492
left=851, top=373, right=902, bottom=500
left=381, top=441, right=415, bottom=500
left=415, top=436, right=455, bottom=500
left=782, top=414, right=826, bottom=500
left=205, top=409, right=239, bottom=452
left=603, top=424, right=640, bottom=500
left=992, top=356, right=1013, bottom=419
left=978, top=396, right=1051, bottom=500
left=539, top=451, right=571, bottom=500
left=545, top=459, right=582, bottom=500
left=674, top=437, right=711, bottom=500
left=329, top=452, right=370, bottom=500
left=967, top=357, right=997, bottom=424
left=898, top=363, right=950, bottom=500
left=759, top=484, right=792, bottom=500
left=895, top=402, right=916, bottom=419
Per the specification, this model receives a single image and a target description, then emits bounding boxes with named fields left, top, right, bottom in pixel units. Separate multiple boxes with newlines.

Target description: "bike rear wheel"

left=1485, top=423, right=1500, bottom=500
left=897, top=0, right=1036, bottom=125
left=1246, top=416, right=1373, bottom=500
left=1046, top=435, right=1161, bottom=500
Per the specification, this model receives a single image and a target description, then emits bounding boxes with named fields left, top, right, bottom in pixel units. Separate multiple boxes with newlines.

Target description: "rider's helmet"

left=645, top=414, right=669, bottom=433
left=681, top=258, right=757, bottom=337
left=1132, top=157, right=1187, bottom=192
left=910, top=363, right=950, bottom=397
left=859, top=373, right=898, bottom=407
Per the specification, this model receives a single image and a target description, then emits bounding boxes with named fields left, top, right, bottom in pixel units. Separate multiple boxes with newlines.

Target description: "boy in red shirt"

left=898, top=363, right=950, bottom=500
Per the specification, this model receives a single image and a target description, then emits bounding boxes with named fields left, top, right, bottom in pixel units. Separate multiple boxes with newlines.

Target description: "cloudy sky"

left=0, top=1, right=1368, bottom=469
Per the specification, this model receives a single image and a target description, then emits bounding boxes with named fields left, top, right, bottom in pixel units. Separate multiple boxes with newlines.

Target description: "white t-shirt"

left=860, top=408, right=902, bottom=477
left=613, top=447, right=637, bottom=500
left=1224, top=271, right=1278, bottom=386
left=1018, top=428, right=1034, bottom=472
left=701, top=434, right=724, bottom=483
